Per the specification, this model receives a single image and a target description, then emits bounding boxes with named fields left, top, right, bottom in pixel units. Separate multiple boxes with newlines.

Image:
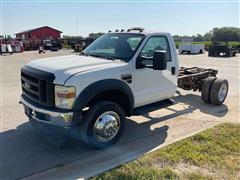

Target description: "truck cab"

left=20, top=28, right=182, bottom=148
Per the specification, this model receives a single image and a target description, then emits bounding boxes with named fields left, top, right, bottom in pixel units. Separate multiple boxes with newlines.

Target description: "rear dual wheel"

left=201, top=77, right=228, bottom=105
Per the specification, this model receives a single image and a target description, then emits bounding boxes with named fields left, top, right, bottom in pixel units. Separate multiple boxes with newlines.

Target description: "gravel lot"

left=0, top=50, right=239, bottom=179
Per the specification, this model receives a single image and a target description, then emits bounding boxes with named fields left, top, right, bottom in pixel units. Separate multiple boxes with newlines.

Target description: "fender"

left=72, top=79, right=134, bottom=115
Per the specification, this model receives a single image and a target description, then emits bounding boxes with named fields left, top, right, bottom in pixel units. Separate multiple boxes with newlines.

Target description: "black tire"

left=201, top=77, right=217, bottom=103
left=208, top=51, right=212, bottom=57
left=80, top=101, right=125, bottom=149
left=225, top=52, right=230, bottom=57
left=209, top=79, right=228, bottom=105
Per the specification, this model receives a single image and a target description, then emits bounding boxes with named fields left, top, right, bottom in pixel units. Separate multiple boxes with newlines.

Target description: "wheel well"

left=86, top=89, right=132, bottom=116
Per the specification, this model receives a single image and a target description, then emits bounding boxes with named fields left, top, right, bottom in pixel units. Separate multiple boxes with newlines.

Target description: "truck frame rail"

left=178, top=67, right=218, bottom=91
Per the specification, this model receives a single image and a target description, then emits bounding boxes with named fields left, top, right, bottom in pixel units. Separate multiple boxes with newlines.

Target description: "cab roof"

left=107, top=28, right=170, bottom=36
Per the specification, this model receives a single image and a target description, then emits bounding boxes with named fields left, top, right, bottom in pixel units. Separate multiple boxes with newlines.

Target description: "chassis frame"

left=178, top=67, right=218, bottom=91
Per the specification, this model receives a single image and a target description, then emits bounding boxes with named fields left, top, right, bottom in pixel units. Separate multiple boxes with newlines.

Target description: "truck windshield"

left=83, top=33, right=145, bottom=62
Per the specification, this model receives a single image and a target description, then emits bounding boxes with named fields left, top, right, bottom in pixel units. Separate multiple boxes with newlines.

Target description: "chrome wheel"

left=94, top=111, right=120, bottom=142
left=218, top=83, right=228, bottom=102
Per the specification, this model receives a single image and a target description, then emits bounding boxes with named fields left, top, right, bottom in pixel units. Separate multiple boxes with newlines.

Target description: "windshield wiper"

left=89, top=54, right=102, bottom=58
left=87, top=54, right=125, bottom=62
left=88, top=54, right=113, bottom=60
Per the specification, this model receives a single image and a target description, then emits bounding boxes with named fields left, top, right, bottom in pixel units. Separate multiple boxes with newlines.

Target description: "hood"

left=27, top=55, right=126, bottom=84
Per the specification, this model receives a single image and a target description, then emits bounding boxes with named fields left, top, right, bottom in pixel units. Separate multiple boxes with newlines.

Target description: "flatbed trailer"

left=208, top=45, right=237, bottom=57
left=178, top=67, right=227, bottom=105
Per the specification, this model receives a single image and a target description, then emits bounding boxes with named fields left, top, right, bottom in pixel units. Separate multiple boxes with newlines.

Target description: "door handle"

left=171, top=67, right=176, bottom=75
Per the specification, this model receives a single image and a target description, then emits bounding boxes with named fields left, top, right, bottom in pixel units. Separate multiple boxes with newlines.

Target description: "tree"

left=211, top=27, right=240, bottom=42
left=173, top=27, right=239, bottom=43
left=203, top=32, right=212, bottom=41
left=88, top=32, right=104, bottom=39
left=172, top=35, right=182, bottom=42
left=7, top=35, right=13, bottom=40
left=193, top=34, right=204, bottom=42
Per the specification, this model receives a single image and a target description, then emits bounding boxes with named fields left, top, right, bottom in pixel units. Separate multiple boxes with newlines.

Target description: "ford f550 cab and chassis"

left=20, top=28, right=229, bottom=149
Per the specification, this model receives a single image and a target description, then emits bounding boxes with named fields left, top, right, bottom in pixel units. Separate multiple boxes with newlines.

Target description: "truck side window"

left=137, top=36, right=171, bottom=67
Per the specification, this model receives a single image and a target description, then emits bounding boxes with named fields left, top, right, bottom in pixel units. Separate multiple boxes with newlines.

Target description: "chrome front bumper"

left=20, top=96, right=73, bottom=127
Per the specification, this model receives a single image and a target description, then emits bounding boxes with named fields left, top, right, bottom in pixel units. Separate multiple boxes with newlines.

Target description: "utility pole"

left=76, top=20, right=78, bottom=37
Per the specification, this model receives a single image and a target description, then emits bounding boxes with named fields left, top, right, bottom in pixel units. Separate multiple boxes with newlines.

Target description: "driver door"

left=133, top=35, right=177, bottom=107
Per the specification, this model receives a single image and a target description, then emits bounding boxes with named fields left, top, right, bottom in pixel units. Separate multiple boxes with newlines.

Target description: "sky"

left=1, top=0, right=239, bottom=37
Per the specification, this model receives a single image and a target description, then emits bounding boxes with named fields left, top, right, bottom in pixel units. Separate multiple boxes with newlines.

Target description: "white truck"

left=179, top=43, right=205, bottom=54
left=20, top=28, right=228, bottom=149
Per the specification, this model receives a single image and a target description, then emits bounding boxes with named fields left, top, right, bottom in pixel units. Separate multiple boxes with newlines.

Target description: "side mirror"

left=153, top=50, right=167, bottom=70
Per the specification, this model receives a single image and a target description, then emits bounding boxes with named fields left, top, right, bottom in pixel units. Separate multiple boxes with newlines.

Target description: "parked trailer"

left=208, top=45, right=237, bottom=57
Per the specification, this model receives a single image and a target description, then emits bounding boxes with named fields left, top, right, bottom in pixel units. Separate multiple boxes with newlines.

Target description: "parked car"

left=51, top=46, right=59, bottom=51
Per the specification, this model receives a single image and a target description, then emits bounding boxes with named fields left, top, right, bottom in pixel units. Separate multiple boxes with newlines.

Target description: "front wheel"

left=80, top=101, right=125, bottom=149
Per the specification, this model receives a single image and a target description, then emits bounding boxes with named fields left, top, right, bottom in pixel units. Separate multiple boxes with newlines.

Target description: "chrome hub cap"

left=218, top=83, right=228, bottom=102
left=94, top=111, right=120, bottom=142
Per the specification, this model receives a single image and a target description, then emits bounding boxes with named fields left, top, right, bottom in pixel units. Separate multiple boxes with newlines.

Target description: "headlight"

left=55, top=85, right=76, bottom=109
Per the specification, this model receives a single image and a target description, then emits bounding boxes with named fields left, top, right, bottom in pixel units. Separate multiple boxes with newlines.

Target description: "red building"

left=15, top=26, right=62, bottom=50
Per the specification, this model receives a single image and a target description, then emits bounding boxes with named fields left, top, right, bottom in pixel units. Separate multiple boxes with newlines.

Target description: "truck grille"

left=21, top=66, right=55, bottom=107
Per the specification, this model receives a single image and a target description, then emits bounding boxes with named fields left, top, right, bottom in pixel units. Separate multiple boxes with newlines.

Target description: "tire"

left=225, top=52, right=230, bottom=57
left=201, top=77, right=217, bottom=103
left=80, top=101, right=125, bottom=149
left=210, top=79, right=228, bottom=105
left=208, top=51, right=212, bottom=57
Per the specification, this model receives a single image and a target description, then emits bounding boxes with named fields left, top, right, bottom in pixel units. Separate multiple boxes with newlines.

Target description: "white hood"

left=27, top=55, right=126, bottom=84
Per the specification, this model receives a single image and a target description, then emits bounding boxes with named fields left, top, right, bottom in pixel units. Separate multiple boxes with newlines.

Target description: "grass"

left=92, top=123, right=240, bottom=180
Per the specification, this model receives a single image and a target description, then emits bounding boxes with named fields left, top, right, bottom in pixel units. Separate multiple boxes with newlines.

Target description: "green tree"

left=88, top=32, right=104, bottom=39
left=193, top=34, right=204, bottom=41
left=211, top=27, right=240, bottom=42
left=203, top=32, right=212, bottom=41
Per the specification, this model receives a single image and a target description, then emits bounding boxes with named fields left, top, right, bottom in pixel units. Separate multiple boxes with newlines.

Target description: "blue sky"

left=1, top=0, right=239, bottom=37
